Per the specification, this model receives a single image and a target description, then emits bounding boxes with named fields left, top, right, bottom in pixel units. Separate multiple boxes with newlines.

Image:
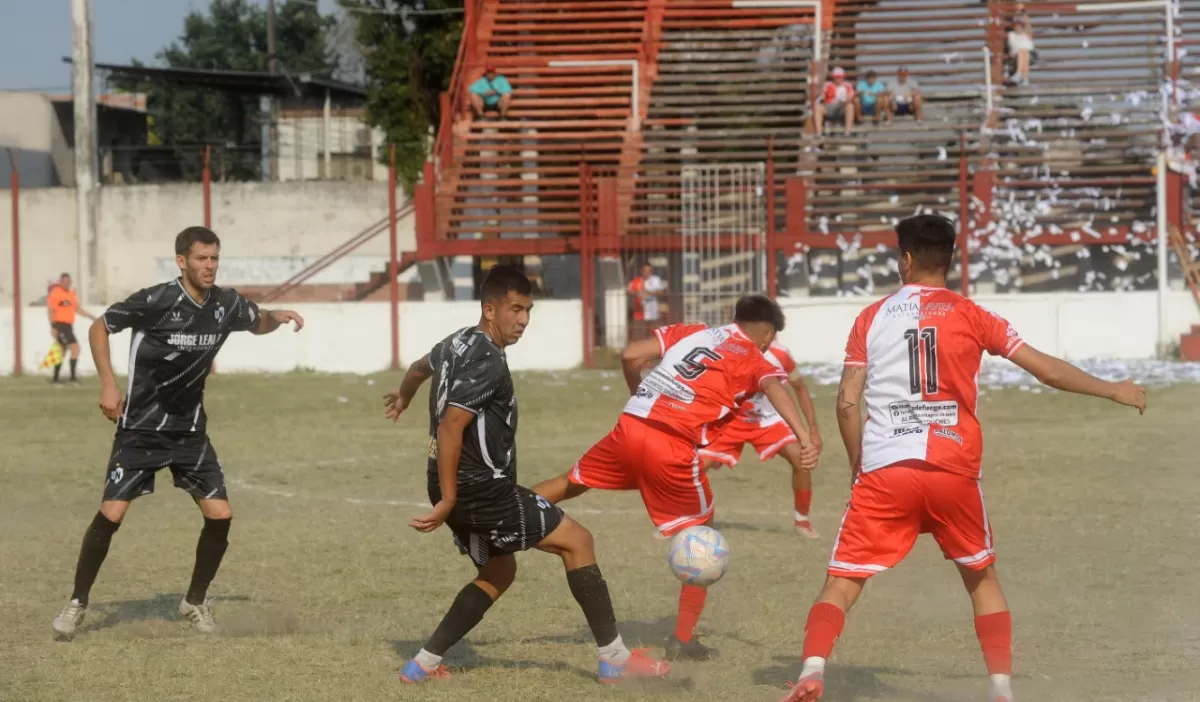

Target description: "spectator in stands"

left=468, top=64, right=513, bottom=120
left=855, top=70, right=887, bottom=127
left=1007, top=15, right=1035, bottom=86
left=887, top=67, right=922, bottom=124
left=815, top=67, right=855, bottom=136
left=628, top=262, right=667, bottom=341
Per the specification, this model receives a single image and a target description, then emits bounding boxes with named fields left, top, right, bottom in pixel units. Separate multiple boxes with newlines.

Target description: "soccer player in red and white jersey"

left=700, top=342, right=825, bottom=538
left=534, top=295, right=819, bottom=662
left=780, top=215, right=1146, bottom=702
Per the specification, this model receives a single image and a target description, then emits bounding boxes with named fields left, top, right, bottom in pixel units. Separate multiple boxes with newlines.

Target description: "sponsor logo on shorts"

left=535, top=495, right=554, bottom=511
left=933, top=427, right=963, bottom=444
left=890, top=426, right=925, bottom=438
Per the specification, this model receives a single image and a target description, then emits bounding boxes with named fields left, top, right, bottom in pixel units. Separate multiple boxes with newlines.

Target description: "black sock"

left=566, top=564, right=619, bottom=648
left=424, top=582, right=496, bottom=656
left=69, top=359, right=78, bottom=380
left=185, top=517, right=231, bottom=605
left=53, top=363, right=62, bottom=381
left=70, top=512, right=121, bottom=606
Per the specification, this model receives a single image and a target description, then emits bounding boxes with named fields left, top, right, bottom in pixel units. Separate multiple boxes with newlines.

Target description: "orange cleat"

left=598, top=648, right=671, bottom=683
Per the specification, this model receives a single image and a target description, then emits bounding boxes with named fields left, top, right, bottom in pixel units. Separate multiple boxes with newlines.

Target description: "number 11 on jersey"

left=904, top=327, right=938, bottom=395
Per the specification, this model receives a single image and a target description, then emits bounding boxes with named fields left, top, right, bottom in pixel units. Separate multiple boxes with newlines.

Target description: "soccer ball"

left=667, top=526, right=730, bottom=587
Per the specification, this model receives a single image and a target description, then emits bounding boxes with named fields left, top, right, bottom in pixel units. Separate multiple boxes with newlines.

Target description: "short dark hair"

left=895, top=214, right=956, bottom=274
left=175, top=226, right=221, bottom=256
left=60, top=272, right=71, bottom=279
left=479, top=264, right=533, bottom=304
left=733, top=294, right=785, bottom=331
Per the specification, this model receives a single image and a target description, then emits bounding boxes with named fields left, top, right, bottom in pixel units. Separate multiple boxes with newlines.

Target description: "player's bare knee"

left=817, top=574, right=867, bottom=611
left=476, top=555, right=517, bottom=596
left=197, top=498, right=232, bottom=521
left=99, top=500, right=130, bottom=524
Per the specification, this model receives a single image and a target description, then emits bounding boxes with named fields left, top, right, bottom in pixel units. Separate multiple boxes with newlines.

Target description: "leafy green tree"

left=345, top=0, right=462, bottom=190
left=120, top=0, right=336, bottom=180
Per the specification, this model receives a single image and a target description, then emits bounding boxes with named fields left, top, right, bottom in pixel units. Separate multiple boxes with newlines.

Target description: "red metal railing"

left=435, top=0, right=485, bottom=181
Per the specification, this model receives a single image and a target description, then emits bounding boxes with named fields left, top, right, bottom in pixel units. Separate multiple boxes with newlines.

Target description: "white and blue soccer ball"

left=667, top=525, right=730, bottom=587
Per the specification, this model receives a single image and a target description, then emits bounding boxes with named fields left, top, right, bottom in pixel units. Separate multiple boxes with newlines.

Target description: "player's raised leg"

left=781, top=575, right=868, bottom=701
left=536, top=515, right=671, bottom=682
left=400, top=554, right=517, bottom=683
left=961, top=564, right=1013, bottom=702
left=52, top=498, right=130, bottom=640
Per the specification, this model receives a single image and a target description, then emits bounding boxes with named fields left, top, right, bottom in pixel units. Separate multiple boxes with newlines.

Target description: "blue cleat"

left=598, top=649, right=671, bottom=684
left=400, top=659, right=451, bottom=684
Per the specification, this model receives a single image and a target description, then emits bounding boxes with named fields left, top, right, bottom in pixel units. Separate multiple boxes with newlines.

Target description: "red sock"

left=794, top=489, right=813, bottom=518
left=801, top=602, right=846, bottom=660
left=974, top=611, right=1013, bottom=675
left=674, top=584, right=708, bottom=643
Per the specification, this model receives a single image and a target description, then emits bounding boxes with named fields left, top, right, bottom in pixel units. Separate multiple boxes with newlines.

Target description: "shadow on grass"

left=755, top=658, right=956, bottom=702
left=85, top=593, right=253, bottom=634
left=714, top=519, right=793, bottom=536
left=390, top=638, right=596, bottom=682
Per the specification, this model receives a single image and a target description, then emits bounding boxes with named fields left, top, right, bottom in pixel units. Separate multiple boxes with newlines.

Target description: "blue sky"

left=0, top=0, right=338, bottom=92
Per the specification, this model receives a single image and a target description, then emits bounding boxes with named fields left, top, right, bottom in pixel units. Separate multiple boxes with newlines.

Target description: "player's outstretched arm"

left=789, top=373, right=823, bottom=452
left=1009, top=345, right=1146, bottom=414
left=835, top=365, right=867, bottom=484
left=762, top=378, right=818, bottom=469
left=252, top=309, right=305, bottom=335
left=410, top=406, right=473, bottom=533
left=621, top=336, right=661, bottom=394
left=88, top=319, right=123, bottom=423
left=384, top=355, right=433, bottom=422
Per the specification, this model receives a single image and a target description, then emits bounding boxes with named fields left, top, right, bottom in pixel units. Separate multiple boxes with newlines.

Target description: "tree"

left=345, top=0, right=462, bottom=190
left=120, top=0, right=337, bottom=180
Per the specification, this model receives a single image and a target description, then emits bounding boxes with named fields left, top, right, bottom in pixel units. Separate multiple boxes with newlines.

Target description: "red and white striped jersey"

left=624, top=323, right=787, bottom=445
left=736, top=342, right=799, bottom=427
left=846, top=285, right=1025, bottom=480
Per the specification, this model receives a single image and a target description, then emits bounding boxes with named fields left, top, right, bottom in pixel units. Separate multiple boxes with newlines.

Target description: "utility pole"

left=71, top=0, right=97, bottom=305
left=266, top=0, right=279, bottom=181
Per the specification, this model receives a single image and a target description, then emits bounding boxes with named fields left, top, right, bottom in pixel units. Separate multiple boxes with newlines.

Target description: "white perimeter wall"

left=0, top=181, right=414, bottom=305
left=0, top=300, right=583, bottom=376
left=0, top=292, right=1195, bottom=376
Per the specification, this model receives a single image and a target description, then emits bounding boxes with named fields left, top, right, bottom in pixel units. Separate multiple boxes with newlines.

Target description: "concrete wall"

left=0, top=300, right=583, bottom=377
left=776, top=291, right=1200, bottom=363
left=0, top=292, right=1195, bottom=377
left=0, top=180, right=415, bottom=306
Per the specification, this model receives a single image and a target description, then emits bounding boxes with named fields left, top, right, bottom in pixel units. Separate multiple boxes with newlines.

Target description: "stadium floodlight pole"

left=982, top=46, right=994, bottom=116
left=8, top=149, right=22, bottom=377
left=730, top=0, right=823, bottom=62
left=547, top=60, right=640, bottom=130
left=1156, top=149, right=1170, bottom=354
left=71, top=0, right=97, bottom=307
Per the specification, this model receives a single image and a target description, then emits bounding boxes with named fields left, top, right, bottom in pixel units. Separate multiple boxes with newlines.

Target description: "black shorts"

left=52, top=322, right=77, bottom=347
left=895, top=102, right=913, bottom=116
left=103, top=431, right=226, bottom=502
left=429, top=482, right=564, bottom=567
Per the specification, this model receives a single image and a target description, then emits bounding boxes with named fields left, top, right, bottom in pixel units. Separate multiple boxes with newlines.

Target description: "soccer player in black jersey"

left=383, top=265, right=670, bottom=684
left=51, top=226, right=304, bottom=640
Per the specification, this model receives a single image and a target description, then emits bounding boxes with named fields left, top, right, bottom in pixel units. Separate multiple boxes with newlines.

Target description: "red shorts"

left=829, top=462, right=995, bottom=578
left=699, top=420, right=796, bottom=467
left=570, top=414, right=712, bottom=537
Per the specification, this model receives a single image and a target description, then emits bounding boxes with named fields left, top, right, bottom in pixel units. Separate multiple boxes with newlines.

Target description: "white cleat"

left=179, top=599, right=219, bottom=634
left=52, top=599, right=87, bottom=641
left=795, top=520, right=819, bottom=539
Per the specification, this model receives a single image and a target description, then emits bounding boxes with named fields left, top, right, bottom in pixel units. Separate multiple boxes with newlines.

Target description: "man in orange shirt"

left=47, top=273, right=95, bottom=385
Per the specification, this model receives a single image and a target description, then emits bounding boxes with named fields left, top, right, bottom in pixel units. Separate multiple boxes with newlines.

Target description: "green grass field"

left=2, top=371, right=1198, bottom=702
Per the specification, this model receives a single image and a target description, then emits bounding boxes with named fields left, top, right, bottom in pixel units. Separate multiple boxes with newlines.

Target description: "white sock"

left=989, top=673, right=1013, bottom=698
left=414, top=649, right=443, bottom=670
left=598, top=634, right=631, bottom=664
left=794, top=511, right=809, bottom=522
left=800, top=656, right=826, bottom=678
